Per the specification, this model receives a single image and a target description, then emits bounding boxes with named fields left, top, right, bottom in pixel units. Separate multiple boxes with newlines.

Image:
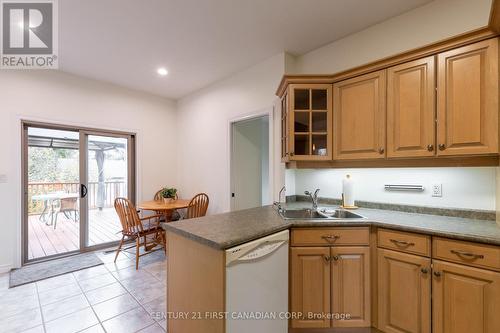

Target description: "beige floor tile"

left=38, top=281, right=82, bottom=305
left=20, top=325, right=45, bottom=333
left=130, top=281, right=166, bottom=304
left=0, top=291, right=39, bottom=319
left=78, top=273, right=117, bottom=292
left=45, top=307, right=99, bottom=333
left=120, top=274, right=158, bottom=292
left=138, top=323, right=166, bottom=333
left=78, top=324, right=106, bottom=333
left=0, top=308, right=42, bottom=333
left=104, top=259, right=135, bottom=272
left=73, top=265, right=109, bottom=281
left=102, top=307, right=155, bottom=333
left=84, top=282, right=127, bottom=305
left=36, top=273, right=77, bottom=293
left=142, top=296, right=166, bottom=318
left=42, top=293, right=89, bottom=322
left=112, top=266, right=155, bottom=281
left=0, top=282, right=37, bottom=302
left=92, top=293, right=140, bottom=321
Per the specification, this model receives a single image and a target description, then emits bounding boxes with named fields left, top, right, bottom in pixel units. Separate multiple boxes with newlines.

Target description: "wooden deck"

left=28, top=208, right=122, bottom=260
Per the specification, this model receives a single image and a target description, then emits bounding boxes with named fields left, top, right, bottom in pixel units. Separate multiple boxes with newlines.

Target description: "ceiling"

left=59, top=0, right=433, bottom=99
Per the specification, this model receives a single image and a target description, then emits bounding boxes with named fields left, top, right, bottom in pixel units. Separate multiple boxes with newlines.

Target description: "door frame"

left=21, top=120, right=136, bottom=265
left=228, top=108, right=274, bottom=211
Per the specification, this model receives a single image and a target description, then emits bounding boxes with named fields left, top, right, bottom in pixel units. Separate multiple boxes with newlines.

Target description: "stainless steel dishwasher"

left=225, top=230, right=289, bottom=333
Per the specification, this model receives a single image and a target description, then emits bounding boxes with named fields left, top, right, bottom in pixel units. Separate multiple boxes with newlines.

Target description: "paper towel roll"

left=342, top=174, right=355, bottom=207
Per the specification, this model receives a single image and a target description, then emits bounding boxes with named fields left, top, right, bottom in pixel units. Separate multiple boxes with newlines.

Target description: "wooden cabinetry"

left=437, top=38, right=499, bottom=156
left=290, top=247, right=331, bottom=328
left=331, top=246, right=371, bottom=327
left=286, top=84, right=332, bottom=160
left=290, top=228, right=370, bottom=329
left=378, top=248, right=431, bottom=333
left=387, top=56, right=436, bottom=158
left=333, top=70, right=386, bottom=160
left=432, top=260, right=500, bottom=333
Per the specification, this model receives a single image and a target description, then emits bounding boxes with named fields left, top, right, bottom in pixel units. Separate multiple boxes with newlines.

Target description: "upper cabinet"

left=333, top=70, right=386, bottom=160
left=287, top=84, right=332, bottom=161
left=387, top=56, right=436, bottom=158
left=277, top=37, right=500, bottom=166
left=437, top=38, right=499, bottom=156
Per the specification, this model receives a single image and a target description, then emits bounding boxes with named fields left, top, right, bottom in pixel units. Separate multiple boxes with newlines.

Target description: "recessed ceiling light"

left=157, top=67, right=168, bottom=76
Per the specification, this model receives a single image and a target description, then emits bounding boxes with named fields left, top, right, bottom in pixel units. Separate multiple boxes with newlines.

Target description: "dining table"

left=138, top=199, right=191, bottom=222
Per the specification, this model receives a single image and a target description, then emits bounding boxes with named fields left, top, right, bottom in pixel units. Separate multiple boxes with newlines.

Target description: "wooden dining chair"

left=153, top=189, right=181, bottom=221
left=186, top=193, right=209, bottom=219
left=114, top=198, right=166, bottom=269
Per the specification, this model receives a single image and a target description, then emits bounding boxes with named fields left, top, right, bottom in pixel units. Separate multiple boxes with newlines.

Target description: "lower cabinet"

left=432, top=260, right=500, bottom=333
left=290, top=245, right=370, bottom=328
left=377, top=248, right=431, bottom=333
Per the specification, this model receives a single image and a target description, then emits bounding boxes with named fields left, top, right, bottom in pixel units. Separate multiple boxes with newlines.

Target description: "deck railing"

left=28, top=181, right=126, bottom=215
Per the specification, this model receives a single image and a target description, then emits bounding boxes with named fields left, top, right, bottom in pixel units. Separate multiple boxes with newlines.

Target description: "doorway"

left=22, top=122, right=135, bottom=264
left=230, top=115, right=270, bottom=211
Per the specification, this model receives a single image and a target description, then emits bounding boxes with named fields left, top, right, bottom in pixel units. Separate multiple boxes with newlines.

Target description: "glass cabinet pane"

left=294, top=89, right=310, bottom=110
left=312, top=135, right=327, bottom=156
left=294, top=112, right=309, bottom=132
left=311, top=89, right=327, bottom=110
left=312, top=112, right=327, bottom=132
left=294, top=135, right=310, bottom=155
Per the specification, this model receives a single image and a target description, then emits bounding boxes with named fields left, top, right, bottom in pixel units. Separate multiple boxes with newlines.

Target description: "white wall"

left=176, top=53, right=286, bottom=214
left=292, top=167, right=496, bottom=211
left=0, top=70, right=177, bottom=271
left=291, top=0, right=492, bottom=74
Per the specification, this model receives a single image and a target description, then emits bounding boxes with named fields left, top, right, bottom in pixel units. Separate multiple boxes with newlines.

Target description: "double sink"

left=279, top=207, right=364, bottom=220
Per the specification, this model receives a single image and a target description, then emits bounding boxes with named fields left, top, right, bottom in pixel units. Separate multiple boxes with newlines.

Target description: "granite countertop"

left=162, top=202, right=500, bottom=250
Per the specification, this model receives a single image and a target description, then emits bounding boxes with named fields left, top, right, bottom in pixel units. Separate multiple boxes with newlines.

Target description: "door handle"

left=80, top=184, right=88, bottom=198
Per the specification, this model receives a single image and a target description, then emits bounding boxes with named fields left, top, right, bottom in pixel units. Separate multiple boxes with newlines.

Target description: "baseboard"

left=0, top=264, right=12, bottom=274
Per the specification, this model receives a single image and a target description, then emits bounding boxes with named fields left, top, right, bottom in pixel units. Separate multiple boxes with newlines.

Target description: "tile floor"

left=0, top=249, right=167, bottom=333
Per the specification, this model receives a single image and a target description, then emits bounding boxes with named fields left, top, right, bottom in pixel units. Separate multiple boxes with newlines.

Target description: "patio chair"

left=52, top=197, right=79, bottom=230
left=114, top=197, right=166, bottom=269
left=185, top=193, right=209, bottom=219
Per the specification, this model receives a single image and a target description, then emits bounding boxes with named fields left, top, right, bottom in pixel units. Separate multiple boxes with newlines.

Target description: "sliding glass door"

left=23, top=122, right=135, bottom=264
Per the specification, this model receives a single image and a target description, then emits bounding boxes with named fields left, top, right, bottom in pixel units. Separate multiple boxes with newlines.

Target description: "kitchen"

left=1, top=1, right=500, bottom=333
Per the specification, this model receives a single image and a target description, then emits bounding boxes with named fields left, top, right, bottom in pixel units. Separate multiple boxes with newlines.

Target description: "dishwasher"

left=225, top=229, right=289, bottom=333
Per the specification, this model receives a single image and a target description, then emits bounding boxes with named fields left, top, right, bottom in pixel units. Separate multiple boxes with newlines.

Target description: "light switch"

left=0, top=174, right=7, bottom=183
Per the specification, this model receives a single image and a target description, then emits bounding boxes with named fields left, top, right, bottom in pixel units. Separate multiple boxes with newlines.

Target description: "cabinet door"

left=378, top=248, right=431, bottom=333
left=289, top=84, right=332, bottom=161
left=331, top=246, right=371, bottom=327
left=433, top=260, right=500, bottom=333
left=387, top=56, right=436, bottom=158
left=280, top=93, right=290, bottom=162
left=333, top=70, right=386, bottom=160
left=437, top=38, right=498, bottom=155
left=290, top=247, right=331, bottom=328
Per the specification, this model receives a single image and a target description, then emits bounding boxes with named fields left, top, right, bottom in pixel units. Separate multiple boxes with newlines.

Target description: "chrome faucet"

left=304, top=189, right=320, bottom=210
left=273, top=186, right=286, bottom=212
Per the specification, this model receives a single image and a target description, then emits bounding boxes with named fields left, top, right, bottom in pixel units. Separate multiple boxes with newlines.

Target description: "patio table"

left=31, top=192, right=79, bottom=225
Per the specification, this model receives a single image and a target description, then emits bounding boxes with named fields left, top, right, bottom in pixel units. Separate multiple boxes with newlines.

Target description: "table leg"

left=39, top=200, right=49, bottom=223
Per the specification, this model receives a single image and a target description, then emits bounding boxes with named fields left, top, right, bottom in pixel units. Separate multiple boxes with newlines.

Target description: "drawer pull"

left=421, top=268, right=429, bottom=274
left=323, top=255, right=331, bottom=262
left=450, top=249, right=484, bottom=260
left=332, top=255, right=339, bottom=261
left=322, top=235, right=340, bottom=242
left=390, top=239, right=415, bottom=247
left=434, top=271, right=441, bottom=277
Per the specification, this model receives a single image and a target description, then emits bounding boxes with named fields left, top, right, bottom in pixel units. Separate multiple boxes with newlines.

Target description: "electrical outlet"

left=432, top=184, right=442, bottom=197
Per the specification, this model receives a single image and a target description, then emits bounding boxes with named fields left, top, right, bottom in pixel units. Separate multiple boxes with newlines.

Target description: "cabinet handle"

left=389, top=239, right=415, bottom=247
left=323, top=255, right=331, bottom=262
left=378, top=147, right=385, bottom=154
left=331, top=255, right=339, bottom=261
left=450, top=250, right=484, bottom=259
left=438, top=144, right=446, bottom=151
left=322, top=235, right=340, bottom=242
left=421, top=268, right=429, bottom=274
left=427, top=144, right=434, bottom=152
left=433, top=271, right=441, bottom=277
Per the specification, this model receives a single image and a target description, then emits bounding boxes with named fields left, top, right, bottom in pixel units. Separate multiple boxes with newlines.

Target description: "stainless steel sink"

left=279, top=208, right=364, bottom=220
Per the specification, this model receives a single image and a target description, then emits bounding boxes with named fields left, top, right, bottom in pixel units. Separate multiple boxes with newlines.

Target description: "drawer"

left=378, top=229, right=431, bottom=257
left=291, top=227, right=370, bottom=246
left=433, top=237, right=500, bottom=271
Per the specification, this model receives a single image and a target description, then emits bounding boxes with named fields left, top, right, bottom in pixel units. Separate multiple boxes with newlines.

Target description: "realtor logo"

left=1, top=0, right=58, bottom=69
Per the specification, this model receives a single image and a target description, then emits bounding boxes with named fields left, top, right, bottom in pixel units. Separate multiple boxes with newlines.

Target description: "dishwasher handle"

left=227, top=240, right=287, bottom=265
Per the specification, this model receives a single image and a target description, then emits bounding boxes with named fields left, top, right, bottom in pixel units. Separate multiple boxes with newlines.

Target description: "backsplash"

left=286, top=167, right=497, bottom=211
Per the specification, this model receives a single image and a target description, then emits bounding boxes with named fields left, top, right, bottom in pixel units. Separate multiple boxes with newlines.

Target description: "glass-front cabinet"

left=281, top=84, right=332, bottom=161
